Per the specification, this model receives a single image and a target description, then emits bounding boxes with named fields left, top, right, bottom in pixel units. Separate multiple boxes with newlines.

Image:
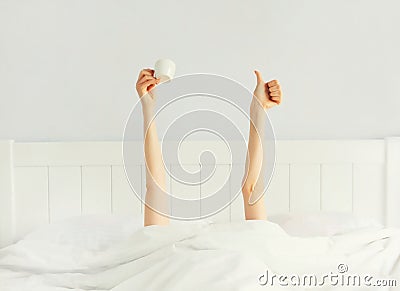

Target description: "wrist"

left=250, top=97, right=266, bottom=115
left=250, top=97, right=267, bottom=128
left=142, top=106, right=154, bottom=119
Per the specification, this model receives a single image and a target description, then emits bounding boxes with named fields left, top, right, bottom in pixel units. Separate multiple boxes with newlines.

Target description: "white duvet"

left=0, top=221, right=399, bottom=291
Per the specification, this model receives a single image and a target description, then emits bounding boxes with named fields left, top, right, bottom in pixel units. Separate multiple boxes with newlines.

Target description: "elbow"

left=242, top=173, right=257, bottom=198
left=241, top=182, right=255, bottom=198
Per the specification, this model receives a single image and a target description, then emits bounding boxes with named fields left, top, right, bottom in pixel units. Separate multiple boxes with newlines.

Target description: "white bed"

left=0, top=138, right=400, bottom=290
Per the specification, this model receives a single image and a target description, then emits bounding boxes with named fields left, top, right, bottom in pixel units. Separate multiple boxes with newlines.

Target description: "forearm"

left=242, top=97, right=267, bottom=220
left=143, top=113, right=166, bottom=190
left=143, top=109, right=169, bottom=225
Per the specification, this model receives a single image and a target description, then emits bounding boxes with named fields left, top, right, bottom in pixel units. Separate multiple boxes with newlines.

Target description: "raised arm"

left=242, top=70, right=282, bottom=220
left=135, top=69, right=169, bottom=226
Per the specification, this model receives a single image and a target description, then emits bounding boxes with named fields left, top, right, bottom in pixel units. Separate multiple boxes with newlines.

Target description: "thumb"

left=254, top=70, right=264, bottom=85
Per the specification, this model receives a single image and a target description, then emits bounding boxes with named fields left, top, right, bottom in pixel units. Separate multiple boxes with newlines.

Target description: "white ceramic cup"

left=154, top=59, right=176, bottom=82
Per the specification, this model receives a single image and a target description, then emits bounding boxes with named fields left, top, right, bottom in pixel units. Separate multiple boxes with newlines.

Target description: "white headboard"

left=1, top=138, right=400, bottom=247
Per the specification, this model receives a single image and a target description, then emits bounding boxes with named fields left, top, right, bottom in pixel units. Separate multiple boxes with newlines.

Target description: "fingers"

left=267, top=80, right=282, bottom=105
left=268, top=83, right=281, bottom=92
left=147, top=84, right=156, bottom=92
left=271, top=97, right=281, bottom=105
left=270, top=91, right=281, bottom=97
left=141, top=68, right=154, bottom=76
left=267, top=80, right=281, bottom=96
left=137, top=68, right=154, bottom=81
left=254, top=70, right=264, bottom=84
left=140, top=79, right=158, bottom=89
left=267, top=80, right=278, bottom=87
left=135, top=68, right=160, bottom=97
left=138, top=75, right=158, bottom=85
left=270, top=88, right=282, bottom=105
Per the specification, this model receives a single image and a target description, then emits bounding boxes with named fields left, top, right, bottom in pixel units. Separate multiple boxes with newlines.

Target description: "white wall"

left=0, top=0, right=399, bottom=141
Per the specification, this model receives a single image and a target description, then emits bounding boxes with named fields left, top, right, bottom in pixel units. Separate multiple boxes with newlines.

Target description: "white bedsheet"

left=0, top=221, right=399, bottom=291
